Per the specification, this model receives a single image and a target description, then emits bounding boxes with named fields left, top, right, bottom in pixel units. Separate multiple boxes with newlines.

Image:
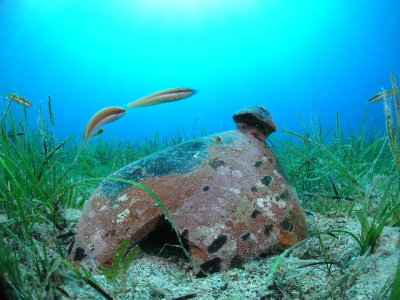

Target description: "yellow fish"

left=368, top=90, right=394, bottom=103
left=6, top=93, right=32, bottom=107
left=84, top=106, right=126, bottom=141
left=127, top=88, right=196, bottom=109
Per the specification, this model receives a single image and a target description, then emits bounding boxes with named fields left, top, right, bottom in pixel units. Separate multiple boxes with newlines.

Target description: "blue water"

left=1, top=0, right=399, bottom=143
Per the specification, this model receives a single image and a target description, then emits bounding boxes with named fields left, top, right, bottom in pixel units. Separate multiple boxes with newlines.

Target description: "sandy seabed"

left=60, top=210, right=400, bottom=300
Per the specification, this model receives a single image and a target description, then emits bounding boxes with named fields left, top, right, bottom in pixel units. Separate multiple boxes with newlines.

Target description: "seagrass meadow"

left=0, top=76, right=399, bottom=300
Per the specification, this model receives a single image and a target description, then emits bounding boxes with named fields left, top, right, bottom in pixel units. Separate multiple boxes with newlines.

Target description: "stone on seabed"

left=72, top=106, right=307, bottom=275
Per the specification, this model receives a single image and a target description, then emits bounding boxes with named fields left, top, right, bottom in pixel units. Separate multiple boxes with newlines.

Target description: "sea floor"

left=60, top=210, right=400, bottom=300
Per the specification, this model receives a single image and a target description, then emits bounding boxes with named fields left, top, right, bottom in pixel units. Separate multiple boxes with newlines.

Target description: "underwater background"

left=1, top=1, right=400, bottom=299
left=1, top=0, right=399, bottom=142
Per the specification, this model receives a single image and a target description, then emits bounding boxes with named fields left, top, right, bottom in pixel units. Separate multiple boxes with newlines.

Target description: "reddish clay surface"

left=72, top=106, right=307, bottom=274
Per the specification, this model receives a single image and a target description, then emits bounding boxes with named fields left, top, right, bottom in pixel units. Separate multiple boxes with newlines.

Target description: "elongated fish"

left=6, top=93, right=32, bottom=107
left=127, top=88, right=196, bottom=109
left=84, top=106, right=126, bottom=141
left=368, top=90, right=394, bottom=103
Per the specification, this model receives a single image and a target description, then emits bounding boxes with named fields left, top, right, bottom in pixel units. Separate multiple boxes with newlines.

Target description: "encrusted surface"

left=73, top=107, right=307, bottom=272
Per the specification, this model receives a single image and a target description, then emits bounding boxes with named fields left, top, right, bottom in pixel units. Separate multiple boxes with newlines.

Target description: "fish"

left=5, top=130, right=24, bottom=143
left=7, top=132, right=25, bottom=138
left=84, top=106, right=126, bottom=141
left=92, top=128, right=105, bottom=138
left=6, top=93, right=32, bottom=107
left=127, top=88, right=196, bottom=109
left=368, top=90, right=394, bottom=103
